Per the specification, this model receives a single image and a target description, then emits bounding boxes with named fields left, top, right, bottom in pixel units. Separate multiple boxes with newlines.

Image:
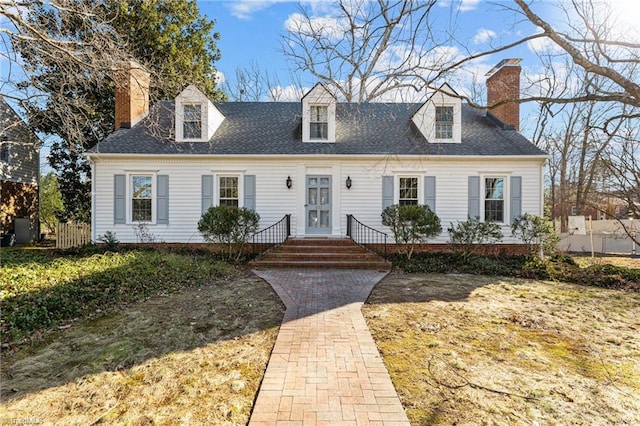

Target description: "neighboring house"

left=87, top=59, right=547, bottom=245
left=0, top=97, right=40, bottom=244
left=551, top=189, right=631, bottom=221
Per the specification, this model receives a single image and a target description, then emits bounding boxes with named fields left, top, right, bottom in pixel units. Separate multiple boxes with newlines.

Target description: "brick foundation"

left=111, top=241, right=531, bottom=257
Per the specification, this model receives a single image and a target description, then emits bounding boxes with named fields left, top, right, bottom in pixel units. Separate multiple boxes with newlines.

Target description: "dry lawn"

left=1, top=272, right=285, bottom=425
left=572, top=254, right=640, bottom=269
left=364, top=273, right=640, bottom=425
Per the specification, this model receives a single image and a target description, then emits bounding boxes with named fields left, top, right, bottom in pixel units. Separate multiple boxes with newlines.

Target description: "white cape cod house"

left=87, top=59, right=547, bottom=246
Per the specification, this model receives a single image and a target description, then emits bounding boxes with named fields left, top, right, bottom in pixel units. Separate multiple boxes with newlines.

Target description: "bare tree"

left=1, top=0, right=224, bottom=221
left=437, top=0, right=640, bottom=126
left=224, top=62, right=305, bottom=102
left=281, top=0, right=446, bottom=102
left=603, top=131, right=640, bottom=246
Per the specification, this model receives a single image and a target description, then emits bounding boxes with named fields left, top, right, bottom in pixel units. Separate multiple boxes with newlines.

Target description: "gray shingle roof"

left=90, top=101, right=547, bottom=156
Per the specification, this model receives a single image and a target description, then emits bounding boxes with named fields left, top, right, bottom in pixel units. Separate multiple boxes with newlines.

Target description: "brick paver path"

left=249, top=269, right=410, bottom=426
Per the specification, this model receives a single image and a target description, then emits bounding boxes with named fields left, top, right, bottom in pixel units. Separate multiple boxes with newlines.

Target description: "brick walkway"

left=249, top=269, right=410, bottom=426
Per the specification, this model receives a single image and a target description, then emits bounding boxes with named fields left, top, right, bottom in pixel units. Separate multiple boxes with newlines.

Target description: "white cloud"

left=472, top=28, right=496, bottom=44
left=605, top=0, right=640, bottom=40
left=284, top=12, right=348, bottom=41
left=526, top=31, right=563, bottom=55
left=268, top=84, right=308, bottom=101
left=459, top=0, right=481, bottom=12
left=227, top=0, right=333, bottom=20
left=227, top=0, right=275, bottom=20
left=214, top=70, right=225, bottom=85
left=438, top=0, right=481, bottom=12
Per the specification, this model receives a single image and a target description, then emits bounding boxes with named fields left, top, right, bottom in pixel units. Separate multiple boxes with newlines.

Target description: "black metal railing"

left=346, top=214, right=388, bottom=258
left=251, top=214, right=291, bottom=254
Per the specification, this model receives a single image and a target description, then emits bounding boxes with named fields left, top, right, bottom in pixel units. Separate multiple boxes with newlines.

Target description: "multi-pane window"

left=310, top=105, right=328, bottom=140
left=183, top=104, right=202, bottom=139
left=132, top=175, right=152, bottom=222
left=435, top=106, right=453, bottom=139
left=0, top=143, right=10, bottom=163
left=484, top=177, right=504, bottom=222
left=219, top=176, right=239, bottom=207
left=399, top=177, right=419, bottom=205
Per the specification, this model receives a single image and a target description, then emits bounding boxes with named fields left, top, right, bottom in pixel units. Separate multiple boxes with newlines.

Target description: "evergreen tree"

left=14, top=0, right=225, bottom=222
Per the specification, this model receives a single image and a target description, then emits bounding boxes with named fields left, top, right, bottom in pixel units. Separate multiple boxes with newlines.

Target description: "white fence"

left=557, top=218, right=638, bottom=255
left=56, top=222, right=91, bottom=249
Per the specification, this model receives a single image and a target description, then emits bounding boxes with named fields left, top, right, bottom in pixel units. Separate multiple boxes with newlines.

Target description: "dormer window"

left=435, top=106, right=453, bottom=139
left=175, top=85, right=225, bottom=142
left=411, top=83, right=462, bottom=144
left=310, top=105, right=328, bottom=140
left=302, top=83, right=336, bottom=143
left=183, top=104, right=202, bottom=139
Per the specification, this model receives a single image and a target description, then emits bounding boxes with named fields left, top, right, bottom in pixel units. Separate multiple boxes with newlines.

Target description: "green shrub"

left=511, top=213, right=559, bottom=259
left=448, top=216, right=503, bottom=259
left=382, top=204, right=442, bottom=259
left=97, top=231, right=119, bottom=251
left=389, top=251, right=638, bottom=292
left=390, top=252, right=449, bottom=273
left=198, top=206, right=260, bottom=261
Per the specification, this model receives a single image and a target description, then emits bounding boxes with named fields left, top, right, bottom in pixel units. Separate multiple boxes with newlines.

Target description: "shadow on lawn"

left=0, top=249, right=285, bottom=403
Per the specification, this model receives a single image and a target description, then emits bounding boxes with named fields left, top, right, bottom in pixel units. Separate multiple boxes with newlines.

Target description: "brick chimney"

left=485, top=58, right=521, bottom=131
left=114, top=60, right=150, bottom=129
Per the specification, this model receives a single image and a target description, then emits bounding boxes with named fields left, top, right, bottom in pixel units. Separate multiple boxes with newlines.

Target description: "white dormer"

left=175, top=84, right=224, bottom=142
left=301, top=83, right=336, bottom=143
left=412, top=83, right=462, bottom=144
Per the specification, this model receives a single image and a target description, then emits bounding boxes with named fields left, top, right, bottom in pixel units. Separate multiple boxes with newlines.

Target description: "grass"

left=363, top=273, right=640, bottom=425
left=390, top=252, right=640, bottom=292
left=1, top=247, right=285, bottom=425
left=2, top=246, right=638, bottom=424
left=571, top=253, right=640, bottom=269
left=1, top=247, right=235, bottom=344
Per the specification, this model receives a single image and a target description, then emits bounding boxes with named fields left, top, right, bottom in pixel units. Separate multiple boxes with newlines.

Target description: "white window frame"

left=395, top=175, right=423, bottom=205
left=128, top=172, right=156, bottom=224
left=309, top=105, right=329, bottom=140
left=482, top=176, right=507, bottom=223
left=214, top=173, right=244, bottom=208
left=182, top=103, right=203, bottom=140
left=435, top=105, right=454, bottom=140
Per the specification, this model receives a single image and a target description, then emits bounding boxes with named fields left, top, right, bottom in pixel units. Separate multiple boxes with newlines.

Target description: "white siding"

left=92, top=156, right=544, bottom=244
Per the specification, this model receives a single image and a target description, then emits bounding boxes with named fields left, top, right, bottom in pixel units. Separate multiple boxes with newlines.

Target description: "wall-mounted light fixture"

left=286, top=176, right=292, bottom=189
left=346, top=176, right=352, bottom=189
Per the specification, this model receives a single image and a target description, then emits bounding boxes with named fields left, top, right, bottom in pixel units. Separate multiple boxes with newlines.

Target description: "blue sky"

left=198, top=0, right=639, bottom=137
left=201, top=0, right=539, bottom=96
left=4, top=0, right=638, bottom=171
left=198, top=0, right=546, bottom=134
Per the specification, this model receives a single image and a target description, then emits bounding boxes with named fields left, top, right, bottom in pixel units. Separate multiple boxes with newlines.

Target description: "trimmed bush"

left=448, top=216, right=503, bottom=259
left=382, top=204, right=442, bottom=259
left=198, top=206, right=260, bottom=261
left=511, top=213, right=558, bottom=259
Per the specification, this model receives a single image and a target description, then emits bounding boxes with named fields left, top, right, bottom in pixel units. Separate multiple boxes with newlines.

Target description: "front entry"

left=305, top=175, right=331, bottom=234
